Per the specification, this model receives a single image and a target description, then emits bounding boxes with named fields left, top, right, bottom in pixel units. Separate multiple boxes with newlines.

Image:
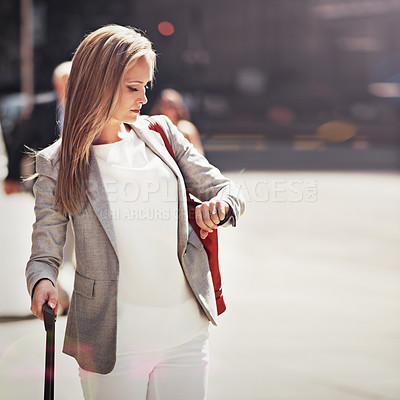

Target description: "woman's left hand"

left=195, top=200, right=230, bottom=239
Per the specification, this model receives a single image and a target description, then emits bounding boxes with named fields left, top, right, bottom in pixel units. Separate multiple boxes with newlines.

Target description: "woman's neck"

left=93, top=121, right=130, bottom=145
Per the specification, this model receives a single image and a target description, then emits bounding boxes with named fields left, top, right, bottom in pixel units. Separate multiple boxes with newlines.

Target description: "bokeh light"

left=316, top=120, right=358, bottom=143
left=158, top=21, right=175, bottom=37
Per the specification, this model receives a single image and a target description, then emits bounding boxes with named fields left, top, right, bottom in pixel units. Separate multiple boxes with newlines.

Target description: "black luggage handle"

left=43, top=303, right=56, bottom=400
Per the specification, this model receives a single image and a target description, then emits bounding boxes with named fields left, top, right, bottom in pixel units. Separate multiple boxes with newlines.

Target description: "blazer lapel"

left=132, top=118, right=190, bottom=261
left=87, top=151, right=119, bottom=259
left=85, top=119, right=187, bottom=264
left=131, top=119, right=182, bottom=179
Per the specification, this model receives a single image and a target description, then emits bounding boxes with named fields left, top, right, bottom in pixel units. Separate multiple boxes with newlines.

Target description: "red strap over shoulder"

left=147, top=117, right=226, bottom=316
left=147, top=118, right=176, bottom=162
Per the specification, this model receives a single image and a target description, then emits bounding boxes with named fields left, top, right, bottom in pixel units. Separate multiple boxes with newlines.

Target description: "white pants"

left=79, top=328, right=209, bottom=400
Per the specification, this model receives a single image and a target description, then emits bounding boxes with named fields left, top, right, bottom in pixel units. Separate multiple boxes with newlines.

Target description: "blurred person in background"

left=27, top=24, right=245, bottom=400
left=0, top=120, right=37, bottom=317
left=0, top=122, right=7, bottom=182
left=151, top=88, right=205, bottom=155
left=3, top=61, right=71, bottom=194
left=3, top=62, right=72, bottom=315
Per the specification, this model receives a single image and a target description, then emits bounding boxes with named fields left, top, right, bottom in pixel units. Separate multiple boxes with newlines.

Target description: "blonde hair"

left=54, top=25, right=156, bottom=215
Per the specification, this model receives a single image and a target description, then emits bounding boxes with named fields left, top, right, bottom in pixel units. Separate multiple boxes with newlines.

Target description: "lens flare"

left=158, top=21, right=175, bottom=37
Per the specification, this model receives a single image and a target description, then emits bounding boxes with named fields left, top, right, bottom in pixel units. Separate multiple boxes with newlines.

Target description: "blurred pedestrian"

left=2, top=61, right=73, bottom=315
left=27, top=24, right=245, bottom=400
left=0, top=122, right=7, bottom=182
left=151, top=88, right=205, bottom=155
left=3, top=61, right=71, bottom=194
left=0, top=119, right=36, bottom=317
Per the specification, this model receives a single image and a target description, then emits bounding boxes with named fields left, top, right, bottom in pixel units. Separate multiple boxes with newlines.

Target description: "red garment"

left=148, top=119, right=226, bottom=315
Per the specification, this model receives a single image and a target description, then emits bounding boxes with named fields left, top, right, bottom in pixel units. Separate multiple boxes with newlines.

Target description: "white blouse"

left=92, top=126, right=208, bottom=354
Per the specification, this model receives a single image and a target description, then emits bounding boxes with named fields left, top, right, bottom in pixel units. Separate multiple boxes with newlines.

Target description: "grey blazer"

left=26, top=115, right=245, bottom=374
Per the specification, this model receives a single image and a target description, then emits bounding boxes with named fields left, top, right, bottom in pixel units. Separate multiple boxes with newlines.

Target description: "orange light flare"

left=316, top=120, right=358, bottom=143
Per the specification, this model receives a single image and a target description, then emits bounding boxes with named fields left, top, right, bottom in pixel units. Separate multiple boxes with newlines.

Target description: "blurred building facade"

left=1, top=0, right=400, bottom=144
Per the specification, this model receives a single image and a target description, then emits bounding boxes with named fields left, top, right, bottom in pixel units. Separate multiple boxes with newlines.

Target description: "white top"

left=92, top=126, right=208, bottom=354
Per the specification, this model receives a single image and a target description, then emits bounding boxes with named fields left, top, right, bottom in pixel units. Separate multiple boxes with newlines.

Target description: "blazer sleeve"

left=25, top=152, right=69, bottom=297
left=155, top=115, right=245, bottom=227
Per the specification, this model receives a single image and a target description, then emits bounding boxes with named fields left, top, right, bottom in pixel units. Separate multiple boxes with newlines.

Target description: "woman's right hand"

left=30, top=279, right=59, bottom=320
left=195, top=200, right=230, bottom=239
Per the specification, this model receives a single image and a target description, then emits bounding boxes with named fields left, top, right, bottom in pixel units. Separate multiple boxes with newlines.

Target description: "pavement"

left=1, top=169, right=400, bottom=399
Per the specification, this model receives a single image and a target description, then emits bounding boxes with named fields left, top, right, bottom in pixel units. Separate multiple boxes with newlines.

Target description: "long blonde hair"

left=54, top=25, right=156, bottom=215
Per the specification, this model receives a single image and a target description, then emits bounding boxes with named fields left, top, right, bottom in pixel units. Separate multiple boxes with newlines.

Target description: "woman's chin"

left=125, top=115, right=139, bottom=124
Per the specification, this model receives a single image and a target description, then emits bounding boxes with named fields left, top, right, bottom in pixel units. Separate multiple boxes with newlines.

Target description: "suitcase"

left=43, top=303, right=56, bottom=400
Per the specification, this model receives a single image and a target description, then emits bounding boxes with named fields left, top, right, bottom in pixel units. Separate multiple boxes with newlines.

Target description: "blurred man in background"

left=0, top=122, right=7, bottom=182
left=2, top=62, right=73, bottom=315
left=3, top=61, right=71, bottom=194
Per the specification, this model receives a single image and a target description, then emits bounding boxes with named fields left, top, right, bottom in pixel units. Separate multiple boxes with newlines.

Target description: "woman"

left=27, top=25, right=245, bottom=400
left=150, top=88, right=205, bottom=155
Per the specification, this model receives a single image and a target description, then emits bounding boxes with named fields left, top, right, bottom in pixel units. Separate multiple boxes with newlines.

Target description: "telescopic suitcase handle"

left=43, top=303, right=56, bottom=400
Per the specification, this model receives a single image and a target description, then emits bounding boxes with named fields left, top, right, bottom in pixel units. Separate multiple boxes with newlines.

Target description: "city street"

left=1, top=169, right=400, bottom=399
left=2, top=0, right=400, bottom=398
